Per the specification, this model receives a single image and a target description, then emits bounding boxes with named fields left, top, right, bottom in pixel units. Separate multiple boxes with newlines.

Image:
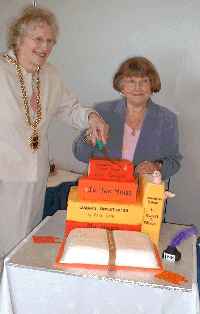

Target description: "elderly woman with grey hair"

left=73, top=56, right=182, bottom=180
left=0, top=5, right=108, bottom=259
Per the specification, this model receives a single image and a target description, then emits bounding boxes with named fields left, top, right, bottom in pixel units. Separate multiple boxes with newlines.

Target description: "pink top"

left=122, top=123, right=141, bottom=161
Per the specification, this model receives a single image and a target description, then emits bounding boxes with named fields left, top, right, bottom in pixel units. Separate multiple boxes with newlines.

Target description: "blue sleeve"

left=160, top=113, right=182, bottom=180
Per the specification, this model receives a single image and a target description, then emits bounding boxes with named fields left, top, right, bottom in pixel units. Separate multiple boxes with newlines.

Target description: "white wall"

left=0, top=0, right=200, bottom=226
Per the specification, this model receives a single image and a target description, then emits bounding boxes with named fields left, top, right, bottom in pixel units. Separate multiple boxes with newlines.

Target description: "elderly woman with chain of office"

left=0, top=5, right=108, bottom=259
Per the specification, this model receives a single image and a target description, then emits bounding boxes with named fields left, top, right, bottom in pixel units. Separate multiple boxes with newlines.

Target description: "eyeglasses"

left=29, top=35, right=56, bottom=49
left=122, top=77, right=150, bottom=89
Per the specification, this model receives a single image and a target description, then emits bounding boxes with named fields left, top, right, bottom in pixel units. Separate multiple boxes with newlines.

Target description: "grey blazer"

left=73, top=98, right=182, bottom=180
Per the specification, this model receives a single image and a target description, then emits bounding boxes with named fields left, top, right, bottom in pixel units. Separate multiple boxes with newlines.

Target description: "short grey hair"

left=7, top=5, right=59, bottom=51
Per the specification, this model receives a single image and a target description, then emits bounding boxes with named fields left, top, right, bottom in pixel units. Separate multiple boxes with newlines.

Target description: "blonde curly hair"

left=7, top=5, right=59, bottom=51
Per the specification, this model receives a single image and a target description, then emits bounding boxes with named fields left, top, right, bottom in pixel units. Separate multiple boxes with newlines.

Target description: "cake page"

left=60, top=228, right=109, bottom=265
left=60, top=228, right=159, bottom=269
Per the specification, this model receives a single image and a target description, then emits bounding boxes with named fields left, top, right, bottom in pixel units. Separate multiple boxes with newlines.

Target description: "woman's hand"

left=87, top=112, right=109, bottom=146
left=135, top=160, right=161, bottom=176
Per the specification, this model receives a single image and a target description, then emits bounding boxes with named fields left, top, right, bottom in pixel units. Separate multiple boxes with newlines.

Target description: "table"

left=0, top=211, right=199, bottom=314
left=47, top=169, right=80, bottom=188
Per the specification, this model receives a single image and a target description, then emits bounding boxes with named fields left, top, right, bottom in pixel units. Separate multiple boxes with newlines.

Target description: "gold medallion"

left=29, top=131, right=40, bottom=151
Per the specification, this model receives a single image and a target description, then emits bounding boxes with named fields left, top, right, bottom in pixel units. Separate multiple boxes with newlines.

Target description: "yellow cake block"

left=67, top=187, right=143, bottom=226
left=140, top=174, right=165, bottom=245
left=66, top=174, right=165, bottom=245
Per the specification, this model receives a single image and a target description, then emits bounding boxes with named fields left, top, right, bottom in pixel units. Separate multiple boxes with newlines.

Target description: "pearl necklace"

left=3, top=54, right=42, bottom=152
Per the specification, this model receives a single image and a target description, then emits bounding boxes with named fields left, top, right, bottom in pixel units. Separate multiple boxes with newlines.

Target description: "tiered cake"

left=55, top=158, right=165, bottom=271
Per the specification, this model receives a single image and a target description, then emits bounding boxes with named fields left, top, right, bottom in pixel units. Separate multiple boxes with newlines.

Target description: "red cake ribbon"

left=106, top=230, right=116, bottom=267
left=32, top=235, right=61, bottom=244
left=155, top=270, right=188, bottom=285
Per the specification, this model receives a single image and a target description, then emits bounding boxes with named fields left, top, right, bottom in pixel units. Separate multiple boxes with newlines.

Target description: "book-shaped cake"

left=88, top=158, right=134, bottom=181
left=66, top=173, right=165, bottom=245
left=55, top=159, right=165, bottom=272
left=78, top=159, right=138, bottom=203
left=55, top=228, right=162, bottom=273
left=67, top=186, right=143, bottom=227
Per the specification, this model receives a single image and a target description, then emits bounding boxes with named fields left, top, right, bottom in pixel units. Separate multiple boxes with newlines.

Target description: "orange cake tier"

left=78, top=176, right=138, bottom=203
left=88, top=158, right=134, bottom=181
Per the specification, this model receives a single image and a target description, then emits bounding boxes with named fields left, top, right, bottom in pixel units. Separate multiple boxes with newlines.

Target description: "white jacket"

left=0, top=51, right=92, bottom=182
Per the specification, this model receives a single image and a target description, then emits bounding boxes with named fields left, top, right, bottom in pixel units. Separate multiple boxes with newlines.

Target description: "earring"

left=119, top=92, right=125, bottom=97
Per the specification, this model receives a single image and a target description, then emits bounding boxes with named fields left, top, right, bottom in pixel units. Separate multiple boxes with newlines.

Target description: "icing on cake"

left=61, top=228, right=109, bottom=265
left=60, top=228, right=159, bottom=269
left=67, top=172, right=165, bottom=244
left=55, top=159, right=165, bottom=272
left=88, top=159, right=134, bottom=181
left=67, top=187, right=143, bottom=226
left=78, top=176, right=138, bottom=203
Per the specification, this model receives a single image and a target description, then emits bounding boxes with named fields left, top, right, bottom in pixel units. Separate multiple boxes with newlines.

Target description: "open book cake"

left=55, top=158, right=164, bottom=272
left=57, top=228, right=162, bottom=272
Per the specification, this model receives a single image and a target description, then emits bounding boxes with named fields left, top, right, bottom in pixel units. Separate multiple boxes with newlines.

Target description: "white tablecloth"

left=0, top=211, right=199, bottom=314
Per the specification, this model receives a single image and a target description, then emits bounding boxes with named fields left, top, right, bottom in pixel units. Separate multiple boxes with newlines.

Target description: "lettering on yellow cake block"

left=67, top=187, right=143, bottom=225
left=140, top=175, right=165, bottom=245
